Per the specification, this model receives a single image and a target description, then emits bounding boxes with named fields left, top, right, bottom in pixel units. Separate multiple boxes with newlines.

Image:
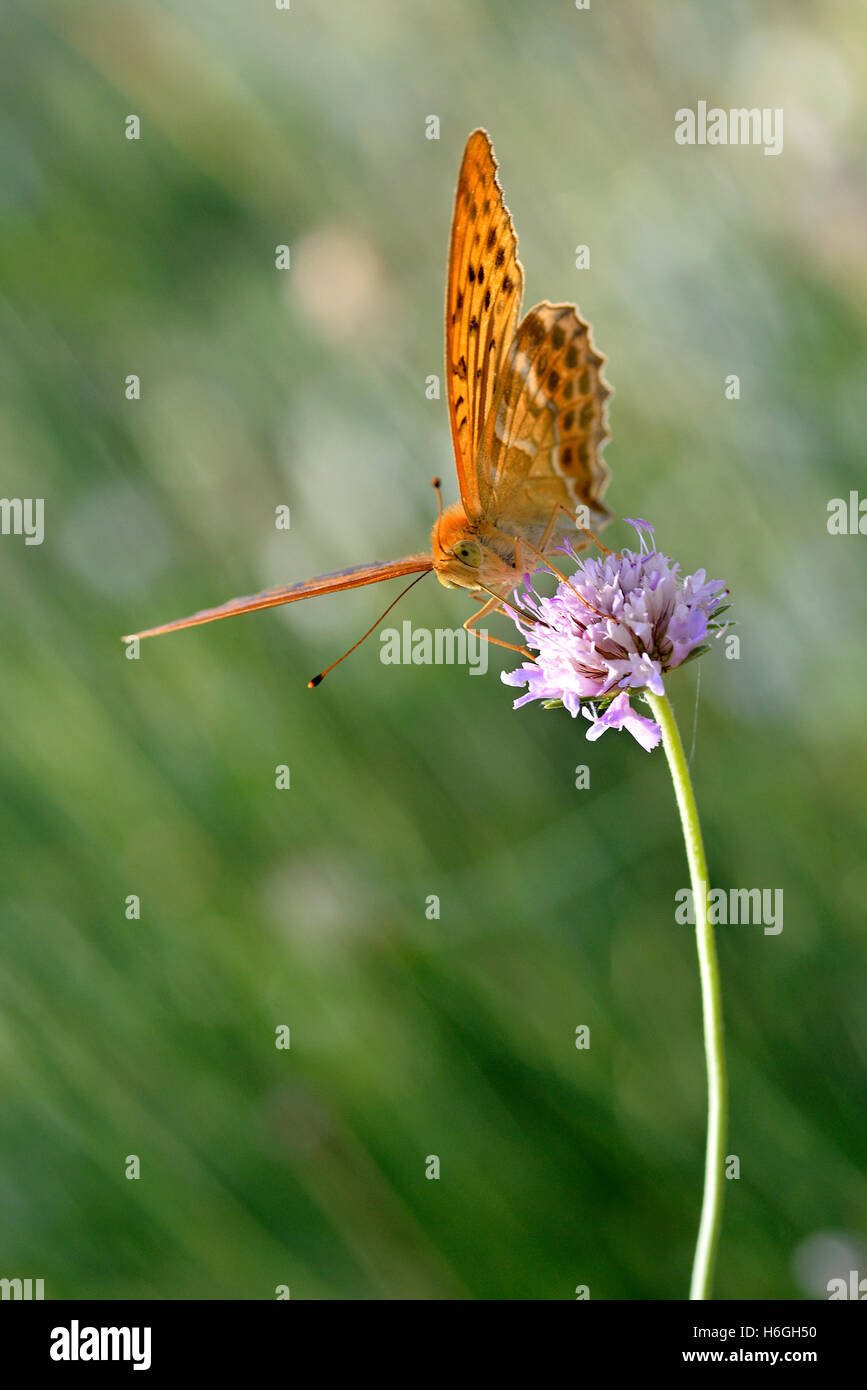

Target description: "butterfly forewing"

left=446, top=129, right=524, bottom=520
left=123, top=556, right=433, bottom=641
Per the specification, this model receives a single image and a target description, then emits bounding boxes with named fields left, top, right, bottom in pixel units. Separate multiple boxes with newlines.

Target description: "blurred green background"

left=1, top=0, right=865, bottom=1300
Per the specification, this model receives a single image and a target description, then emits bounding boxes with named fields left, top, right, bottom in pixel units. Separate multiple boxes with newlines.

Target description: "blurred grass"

left=0, top=0, right=865, bottom=1298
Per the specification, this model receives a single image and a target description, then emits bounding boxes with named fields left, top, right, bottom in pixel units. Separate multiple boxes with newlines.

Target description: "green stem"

left=645, top=689, right=727, bottom=1300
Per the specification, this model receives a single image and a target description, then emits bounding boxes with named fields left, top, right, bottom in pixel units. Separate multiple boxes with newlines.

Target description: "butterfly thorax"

left=431, top=502, right=518, bottom=593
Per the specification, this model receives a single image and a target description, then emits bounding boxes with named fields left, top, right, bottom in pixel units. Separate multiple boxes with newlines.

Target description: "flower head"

left=501, top=520, right=727, bottom=749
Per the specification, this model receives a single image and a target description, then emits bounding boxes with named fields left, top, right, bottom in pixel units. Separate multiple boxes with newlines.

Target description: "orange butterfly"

left=124, top=130, right=613, bottom=681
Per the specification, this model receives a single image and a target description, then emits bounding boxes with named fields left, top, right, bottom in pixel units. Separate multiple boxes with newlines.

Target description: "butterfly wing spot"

left=521, top=313, right=546, bottom=347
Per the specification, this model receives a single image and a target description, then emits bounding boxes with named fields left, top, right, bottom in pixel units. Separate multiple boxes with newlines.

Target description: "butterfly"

left=124, top=130, right=613, bottom=682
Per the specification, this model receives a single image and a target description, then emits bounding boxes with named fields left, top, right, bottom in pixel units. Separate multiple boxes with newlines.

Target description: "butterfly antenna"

left=431, top=476, right=444, bottom=520
left=308, top=570, right=431, bottom=688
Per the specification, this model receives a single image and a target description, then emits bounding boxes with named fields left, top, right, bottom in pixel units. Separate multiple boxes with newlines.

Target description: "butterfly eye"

left=454, top=539, right=482, bottom=567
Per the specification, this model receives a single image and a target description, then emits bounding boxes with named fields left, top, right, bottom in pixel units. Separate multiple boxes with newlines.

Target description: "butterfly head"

left=431, top=503, right=513, bottom=592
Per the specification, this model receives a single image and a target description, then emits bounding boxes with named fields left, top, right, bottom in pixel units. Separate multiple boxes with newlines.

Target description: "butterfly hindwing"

left=446, top=129, right=524, bottom=520
left=479, top=301, right=613, bottom=540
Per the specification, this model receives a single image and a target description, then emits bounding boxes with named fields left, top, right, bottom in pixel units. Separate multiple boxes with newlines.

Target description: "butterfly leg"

left=537, top=503, right=613, bottom=556
left=512, top=534, right=607, bottom=620
left=463, top=595, right=532, bottom=659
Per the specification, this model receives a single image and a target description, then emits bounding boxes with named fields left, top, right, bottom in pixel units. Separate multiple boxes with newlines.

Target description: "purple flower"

left=501, top=521, right=727, bottom=749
